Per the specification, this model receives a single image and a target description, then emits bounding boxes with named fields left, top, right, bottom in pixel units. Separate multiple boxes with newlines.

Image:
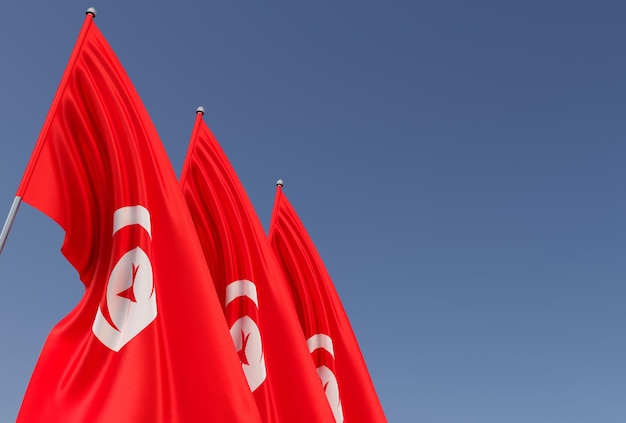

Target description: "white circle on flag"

left=106, top=247, right=154, bottom=329
left=230, top=315, right=267, bottom=392
left=317, top=365, right=344, bottom=423
left=93, top=246, right=157, bottom=352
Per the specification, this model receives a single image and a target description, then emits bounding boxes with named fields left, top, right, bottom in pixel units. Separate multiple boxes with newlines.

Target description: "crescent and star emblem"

left=92, top=206, right=157, bottom=352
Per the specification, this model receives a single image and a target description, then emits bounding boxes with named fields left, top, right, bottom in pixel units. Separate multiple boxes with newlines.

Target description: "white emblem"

left=92, top=206, right=157, bottom=352
left=225, top=279, right=267, bottom=392
left=308, top=334, right=344, bottom=423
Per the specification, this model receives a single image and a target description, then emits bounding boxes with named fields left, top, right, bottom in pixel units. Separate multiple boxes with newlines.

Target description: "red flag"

left=269, top=183, right=387, bottom=423
left=180, top=111, right=335, bottom=422
left=15, top=11, right=261, bottom=422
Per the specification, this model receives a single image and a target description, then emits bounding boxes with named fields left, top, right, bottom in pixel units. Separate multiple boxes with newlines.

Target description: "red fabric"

left=269, top=185, right=387, bottom=423
left=16, top=15, right=261, bottom=423
left=180, top=113, right=335, bottom=423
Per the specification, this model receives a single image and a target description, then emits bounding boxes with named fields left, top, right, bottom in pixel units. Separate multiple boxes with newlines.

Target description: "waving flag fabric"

left=180, top=110, right=334, bottom=422
left=15, top=12, right=261, bottom=422
left=269, top=183, right=387, bottom=423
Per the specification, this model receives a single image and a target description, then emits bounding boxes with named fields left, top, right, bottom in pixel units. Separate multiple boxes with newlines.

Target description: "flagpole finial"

left=196, top=106, right=205, bottom=115
left=276, top=179, right=284, bottom=187
left=86, top=7, right=97, bottom=17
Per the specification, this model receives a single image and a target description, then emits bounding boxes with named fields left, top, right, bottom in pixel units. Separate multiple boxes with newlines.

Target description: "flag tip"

left=276, top=179, right=284, bottom=187
left=196, top=106, right=205, bottom=115
left=86, top=7, right=97, bottom=17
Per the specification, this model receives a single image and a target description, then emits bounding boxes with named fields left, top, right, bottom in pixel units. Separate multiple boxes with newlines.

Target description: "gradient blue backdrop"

left=0, top=2, right=624, bottom=422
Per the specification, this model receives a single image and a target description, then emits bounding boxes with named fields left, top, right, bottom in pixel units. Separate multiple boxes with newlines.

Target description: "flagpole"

left=0, top=196, right=22, bottom=254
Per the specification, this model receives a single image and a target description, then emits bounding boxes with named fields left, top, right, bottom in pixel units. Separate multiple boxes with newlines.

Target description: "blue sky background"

left=0, top=1, right=624, bottom=422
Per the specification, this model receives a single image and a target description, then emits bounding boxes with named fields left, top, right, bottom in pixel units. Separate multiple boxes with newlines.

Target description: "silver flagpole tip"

left=276, top=179, right=284, bottom=187
left=196, top=106, right=205, bottom=115
left=86, top=7, right=97, bottom=17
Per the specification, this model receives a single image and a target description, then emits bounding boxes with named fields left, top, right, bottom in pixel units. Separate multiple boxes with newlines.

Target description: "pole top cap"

left=196, top=106, right=205, bottom=115
left=276, top=179, right=284, bottom=187
left=86, top=7, right=97, bottom=17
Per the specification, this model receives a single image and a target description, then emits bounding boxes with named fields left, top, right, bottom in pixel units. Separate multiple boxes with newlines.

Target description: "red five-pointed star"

left=238, top=330, right=251, bottom=365
left=117, top=263, right=139, bottom=302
